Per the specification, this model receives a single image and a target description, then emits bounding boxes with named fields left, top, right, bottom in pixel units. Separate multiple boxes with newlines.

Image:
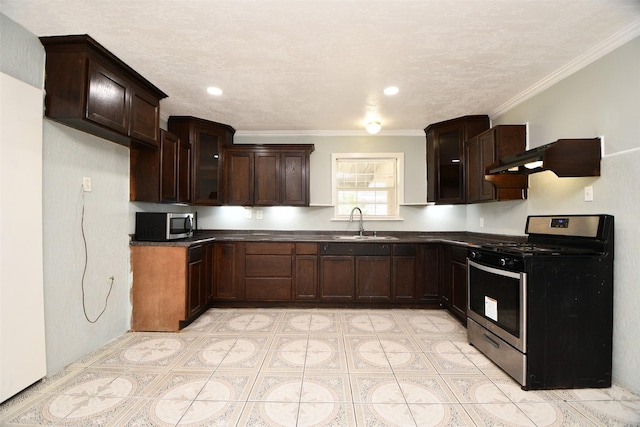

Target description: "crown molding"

left=490, top=18, right=640, bottom=119
left=235, top=129, right=425, bottom=137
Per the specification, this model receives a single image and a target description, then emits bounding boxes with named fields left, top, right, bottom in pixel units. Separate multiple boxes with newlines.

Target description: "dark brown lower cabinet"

left=187, top=245, right=204, bottom=319
left=132, top=240, right=448, bottom=331
left=320, top=257, right=355, bottom=301
left=356, top=257, right=391, bottom=301
left=319, top=243, right=393, bottom=303
left=444, top=245, right=468, bottom=323
left=213, top=242, right=243, bottom=301
left=392, top=244, right=417, bottom=301
left=419, top=244, right=442, bottom=303
left=295, top=243, right=318, bottom=300
left=204, top=244, right=215, bottom=304
left=392, top=256, right=416, bottom=301
left=245, top=243, right=294, bottom=301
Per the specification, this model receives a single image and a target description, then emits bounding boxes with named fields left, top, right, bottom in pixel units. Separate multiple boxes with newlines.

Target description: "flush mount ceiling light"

left=206, top=86, right=223, bottom=96
left=366, top=121, right=382, bottom=134
left=383, top=86, right=399, bottom=95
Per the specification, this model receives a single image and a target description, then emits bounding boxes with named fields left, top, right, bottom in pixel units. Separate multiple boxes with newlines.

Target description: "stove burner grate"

left=480, top=242, right=597, bottom=255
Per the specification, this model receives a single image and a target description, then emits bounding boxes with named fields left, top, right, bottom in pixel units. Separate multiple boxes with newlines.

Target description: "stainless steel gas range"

left=467, top=214, right=614, bottom=390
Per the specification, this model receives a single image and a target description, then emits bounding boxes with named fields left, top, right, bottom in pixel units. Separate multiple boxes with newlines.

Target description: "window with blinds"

left=332, top=153, right=403, bottom=219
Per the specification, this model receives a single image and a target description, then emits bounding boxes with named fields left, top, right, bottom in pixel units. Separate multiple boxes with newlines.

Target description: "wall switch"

left=584, top=186, right=594, bottom=202
left=256, top=210, right=263, bottom=220
left=82, top=176, right=91, bottom=192
left=479, top=217, right=485, bottom=228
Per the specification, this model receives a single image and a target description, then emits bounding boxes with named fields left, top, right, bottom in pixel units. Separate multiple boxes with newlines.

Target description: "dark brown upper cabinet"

left=425, top=115, right=490, bottom=204
left=168, top=116, right=235, bottom=205
left=159, top=130, right=192, bottom=204
left=130, top=142, right=159, bottom=202
left=255, top=151, right=282, bottom=205
left=40, top=35, right=167, bottom=148
left=465, top=125, right=527, bottom=203
left=225, top=147, right=254, bottom=206
left=224, top=145, right=314, bottom=206
left=130, top=129, right=191, bottom=203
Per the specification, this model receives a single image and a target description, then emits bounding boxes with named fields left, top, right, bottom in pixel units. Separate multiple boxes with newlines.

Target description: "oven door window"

left=469, top=261, right=523, bottom=338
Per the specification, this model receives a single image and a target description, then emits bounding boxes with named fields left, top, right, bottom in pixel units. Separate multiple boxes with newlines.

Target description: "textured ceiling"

left=2, top=0, right=640, bottom=134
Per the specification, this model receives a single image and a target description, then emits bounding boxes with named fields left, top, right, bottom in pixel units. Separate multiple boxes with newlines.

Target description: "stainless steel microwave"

left=135, top=212, right=194, bottom=241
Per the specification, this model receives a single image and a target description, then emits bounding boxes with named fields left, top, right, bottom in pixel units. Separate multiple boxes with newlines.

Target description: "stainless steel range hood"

left=487, top=138, right=601, bottom=177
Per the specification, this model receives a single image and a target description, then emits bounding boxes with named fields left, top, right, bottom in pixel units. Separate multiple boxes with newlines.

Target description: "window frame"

left=331, top=152, right=404, bottom=220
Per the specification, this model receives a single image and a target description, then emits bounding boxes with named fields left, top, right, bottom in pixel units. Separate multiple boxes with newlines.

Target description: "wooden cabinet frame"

left=425, top=115, right=490, bottom=204
left=40, top=35, right=166, bottom=148
left=132, top=240, right=450, bottom=331
left=224, top=145, right=314, bottom=206
left=442, top=245, right=468, bottom=324
left=168, top=116, right=236, bottom=205
left=466, top=125, right=526, bottom=202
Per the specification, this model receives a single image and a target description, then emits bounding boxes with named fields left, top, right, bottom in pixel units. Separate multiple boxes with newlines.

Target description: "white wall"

left=477, top=36, right=640, bottom=393
left=1, top=14, right=132, bottom=377
left=43, top=121, right=131, bottom=375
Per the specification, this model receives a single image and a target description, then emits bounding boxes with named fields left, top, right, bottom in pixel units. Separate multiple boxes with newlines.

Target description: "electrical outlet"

left=256, top=210, right=263, bottom=220
left=479, top=217, right=485, bottom=228
left=584, top=186, right=594, bottom=202
left=245, top=208, right=252, bottom=219
left=82, top=176, right=91, bottom=192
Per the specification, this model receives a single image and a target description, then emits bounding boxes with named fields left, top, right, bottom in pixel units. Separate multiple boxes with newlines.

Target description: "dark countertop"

left=130, top=230, right=525, bottom=248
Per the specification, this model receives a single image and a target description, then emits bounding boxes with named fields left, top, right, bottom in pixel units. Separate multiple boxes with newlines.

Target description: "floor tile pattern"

left=1, top=308, right=639, bottom=426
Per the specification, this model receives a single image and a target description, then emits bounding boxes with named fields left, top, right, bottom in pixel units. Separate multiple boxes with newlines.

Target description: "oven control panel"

left=526, top=215, right=604, bottom=237
left=550, top=218, right=570, bottom=228
left=468, top=250, right=525, bottom=272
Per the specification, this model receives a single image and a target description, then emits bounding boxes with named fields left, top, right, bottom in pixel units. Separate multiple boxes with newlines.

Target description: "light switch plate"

left=584, top=186, right=594, bottom=202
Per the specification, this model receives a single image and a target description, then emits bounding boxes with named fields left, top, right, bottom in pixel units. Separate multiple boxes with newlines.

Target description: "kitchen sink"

left=332, top=235, right=398, bottom=241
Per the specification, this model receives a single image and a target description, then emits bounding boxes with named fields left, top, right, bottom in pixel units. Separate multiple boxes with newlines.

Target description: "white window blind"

left=332, top=153, right=403, bottom=219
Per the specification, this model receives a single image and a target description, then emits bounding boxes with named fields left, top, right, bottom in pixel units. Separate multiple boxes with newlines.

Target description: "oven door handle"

left=483, top=333, right=500, bottom=349
left=468, top=259, right=522, bottom=280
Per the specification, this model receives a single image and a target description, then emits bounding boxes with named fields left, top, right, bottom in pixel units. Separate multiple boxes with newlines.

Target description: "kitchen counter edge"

left=129, top=230, right=525, bottom=247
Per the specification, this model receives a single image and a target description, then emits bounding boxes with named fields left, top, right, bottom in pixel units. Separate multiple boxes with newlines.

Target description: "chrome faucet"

left=349, top=207, right=364, bottom=236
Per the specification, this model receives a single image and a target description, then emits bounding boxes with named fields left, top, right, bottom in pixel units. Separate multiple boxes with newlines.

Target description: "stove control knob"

left=470, top=251, right=481, bottom=260
left=500, top=257, right=516, bottom=267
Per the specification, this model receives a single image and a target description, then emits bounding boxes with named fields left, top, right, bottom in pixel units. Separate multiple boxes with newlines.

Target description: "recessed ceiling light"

left=383, top=86, right=399, bottom=95
left=206, top=86, right=223, bottom=96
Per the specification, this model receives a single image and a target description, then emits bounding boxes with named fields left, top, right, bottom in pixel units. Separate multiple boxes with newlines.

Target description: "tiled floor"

left=1, top=308, right=639, bottom=426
